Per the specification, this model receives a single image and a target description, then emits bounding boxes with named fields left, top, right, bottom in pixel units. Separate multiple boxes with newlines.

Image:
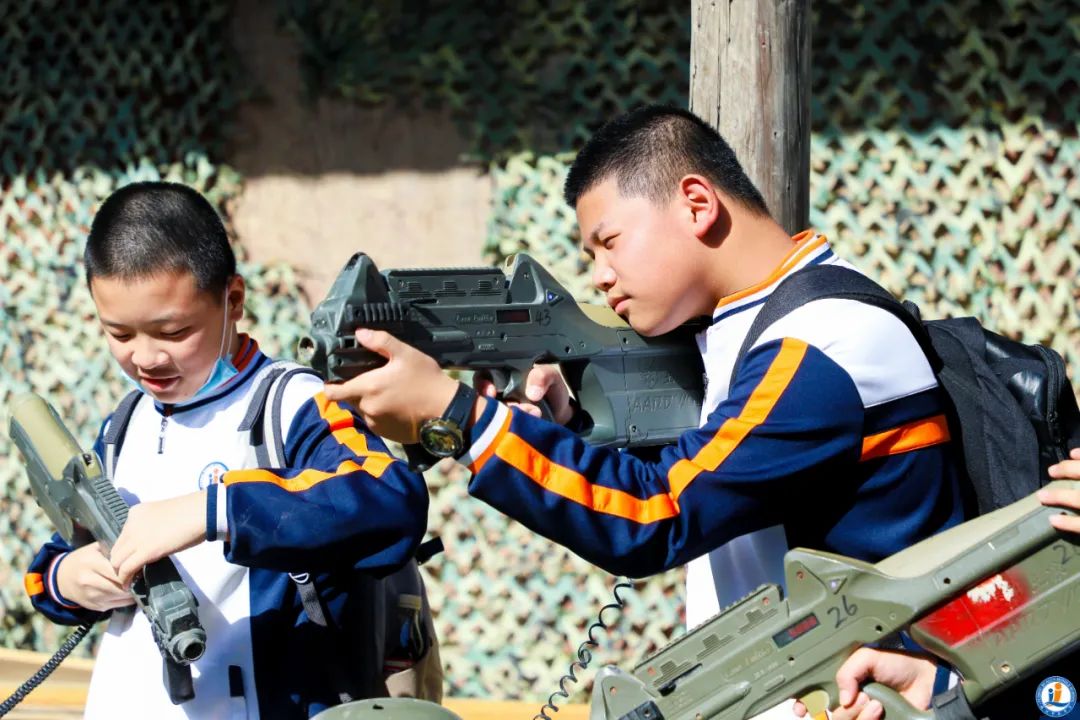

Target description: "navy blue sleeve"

left=464, top=338, right=867, bottom=577
left=222, top=392, right=428, bottom=574
left=25, top=533, right=106, bottom=626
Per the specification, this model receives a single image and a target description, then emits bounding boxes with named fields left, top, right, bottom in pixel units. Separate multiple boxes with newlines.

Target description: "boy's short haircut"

left=563, top=105, right=770, bottom=216
left=84, top=181, right=236, bottom=295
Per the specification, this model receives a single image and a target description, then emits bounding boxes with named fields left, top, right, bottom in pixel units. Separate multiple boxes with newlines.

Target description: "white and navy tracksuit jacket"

left=459, top=232, right=966, bottom=629
left=25, top=336, right=427, bottom=719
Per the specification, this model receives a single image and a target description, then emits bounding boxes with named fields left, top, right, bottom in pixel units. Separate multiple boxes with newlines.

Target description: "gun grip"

left=483, top=369, right=555, bottom=422
left=863, top=682, right=935, bottom=720
left=163, top=657, right=195, bottom=704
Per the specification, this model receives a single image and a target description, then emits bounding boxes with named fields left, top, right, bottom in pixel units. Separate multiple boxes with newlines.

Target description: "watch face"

left=419, top=419, right=464, bottom=458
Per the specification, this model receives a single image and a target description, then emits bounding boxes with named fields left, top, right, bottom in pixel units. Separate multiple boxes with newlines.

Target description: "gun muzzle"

left=296, top=334, right=327, bottom=369
left=168, top=628, right=207, bottom=663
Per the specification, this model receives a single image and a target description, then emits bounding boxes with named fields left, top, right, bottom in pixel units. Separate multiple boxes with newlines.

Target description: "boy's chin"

left=628, top=315, right=680, bottom=337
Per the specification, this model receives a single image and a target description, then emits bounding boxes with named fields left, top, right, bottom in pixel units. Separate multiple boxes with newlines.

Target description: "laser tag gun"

left=590, top=481, right=1080, bottom=720
left=310, top=697, right=464, bottom=720
left=9, top=393, right=207, bottom=705
left=298, top=252, right=705, bottom=450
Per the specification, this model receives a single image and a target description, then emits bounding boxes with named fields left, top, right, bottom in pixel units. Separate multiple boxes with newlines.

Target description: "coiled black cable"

left=534, top=579, right=632, bottom=720
left=0, top=621, right=92, bottom=717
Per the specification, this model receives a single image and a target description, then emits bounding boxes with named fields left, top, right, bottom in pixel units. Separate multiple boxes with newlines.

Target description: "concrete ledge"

left=0, top=649, right=589, bottom=719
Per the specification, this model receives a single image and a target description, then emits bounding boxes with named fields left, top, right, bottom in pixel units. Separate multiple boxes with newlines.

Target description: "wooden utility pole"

left=689, top=0, right=811, bottom=234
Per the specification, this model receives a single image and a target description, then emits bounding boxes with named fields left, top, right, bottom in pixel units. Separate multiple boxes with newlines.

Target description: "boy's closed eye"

left=159, top=327, right=191, bottom=340
left=108, top=327, right=190, bottom=342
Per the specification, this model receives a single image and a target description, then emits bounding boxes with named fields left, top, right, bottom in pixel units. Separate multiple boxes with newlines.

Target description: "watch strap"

left=442, top=381, right=478, bottom=430
left=403, top=443, right=438, bottom=472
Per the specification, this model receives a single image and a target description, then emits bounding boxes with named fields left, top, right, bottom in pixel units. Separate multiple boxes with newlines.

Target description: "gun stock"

left=9, top=393, right=207, bottom=703
left=298, top=253, right=705, bottom=449
left=591, top=482, right=1080, bottom=720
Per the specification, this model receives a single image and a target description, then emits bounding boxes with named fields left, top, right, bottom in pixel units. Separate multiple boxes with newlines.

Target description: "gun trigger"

left=487, top=369, right=512, bottom=395
left=799, top=689, right=830, bottom=719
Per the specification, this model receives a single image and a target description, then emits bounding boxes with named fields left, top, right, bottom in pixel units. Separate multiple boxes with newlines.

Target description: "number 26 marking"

left=827, top=595, right=858, bottom=628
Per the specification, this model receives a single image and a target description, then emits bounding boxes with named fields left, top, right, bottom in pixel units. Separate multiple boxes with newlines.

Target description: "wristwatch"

left=418, top=382, right=478, bottom=459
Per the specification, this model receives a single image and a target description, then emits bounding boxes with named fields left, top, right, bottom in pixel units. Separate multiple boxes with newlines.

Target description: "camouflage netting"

left=274, top=0, right=688, bottom=160
left=278, top=0, right=1080, bottom=703
left=0, top=0, right=309, bottom=657
left=2, top=0, right=1078, bottom=709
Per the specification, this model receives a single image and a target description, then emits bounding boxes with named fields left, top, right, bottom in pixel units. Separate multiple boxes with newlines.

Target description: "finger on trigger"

left=1050, top=514, right=1080, bottom=533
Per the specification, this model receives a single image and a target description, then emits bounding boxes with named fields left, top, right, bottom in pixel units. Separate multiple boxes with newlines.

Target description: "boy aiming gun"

left=322, top=105, right=967, bottom=719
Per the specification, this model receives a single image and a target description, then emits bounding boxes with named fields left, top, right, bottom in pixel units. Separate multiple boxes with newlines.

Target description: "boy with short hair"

left=323, top=105, right=967, bottom=717
left=24, top=182, right=429, bottom=719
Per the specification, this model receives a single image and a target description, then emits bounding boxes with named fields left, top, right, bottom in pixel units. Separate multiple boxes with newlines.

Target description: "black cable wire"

left=534, top=579, right=632, bottom=720
left=0, top=622, right=93, bottom=717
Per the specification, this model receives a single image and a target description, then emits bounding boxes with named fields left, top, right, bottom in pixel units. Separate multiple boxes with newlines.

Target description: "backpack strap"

left=102, top=389, right=143, bottom=480
left=238, top=361, right=320, bottom=467
left=729, top=264, right=942, bottom=389
left=289, top=569, right=359, bottom=704
left=415, top=537, right=444, bottom=566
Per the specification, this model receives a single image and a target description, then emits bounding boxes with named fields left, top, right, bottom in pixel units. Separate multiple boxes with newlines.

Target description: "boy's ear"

left=226, top=275, right=245, bottom=322
left=678, top=174, right=730, bottom=245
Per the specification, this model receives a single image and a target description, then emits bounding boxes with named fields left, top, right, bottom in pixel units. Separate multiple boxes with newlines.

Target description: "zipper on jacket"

left=157, top=407, right=172, bottom=454
left=1034, top=344, right=1065, bottom=460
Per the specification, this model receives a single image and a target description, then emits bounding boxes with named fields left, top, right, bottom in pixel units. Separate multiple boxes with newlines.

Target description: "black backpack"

left=731, top=264, right=1080, bottom=516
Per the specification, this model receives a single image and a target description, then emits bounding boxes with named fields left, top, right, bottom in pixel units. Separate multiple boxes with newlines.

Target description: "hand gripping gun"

left=297, top=252, right=705, bottom=450
left=590, top=482, right=1080, bottom=720
left=9, top=393, right=207, bottom=705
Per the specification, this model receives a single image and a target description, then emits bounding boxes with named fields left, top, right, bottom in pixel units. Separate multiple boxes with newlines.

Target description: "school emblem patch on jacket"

left=198, top=461, right=228, bottom=489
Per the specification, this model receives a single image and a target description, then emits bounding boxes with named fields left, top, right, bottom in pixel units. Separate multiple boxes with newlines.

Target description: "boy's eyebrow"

left=580, top=220, right=607, bottom=256
left=101, top=313, right=183, bottom=327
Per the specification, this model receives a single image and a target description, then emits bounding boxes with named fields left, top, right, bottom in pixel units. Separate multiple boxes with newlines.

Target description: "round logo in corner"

left=198, top=461, right=229, bottom=490
left=1037, top=676, right=1077, bottom=717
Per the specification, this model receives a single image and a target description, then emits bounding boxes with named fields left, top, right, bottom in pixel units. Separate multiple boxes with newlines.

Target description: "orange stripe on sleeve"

left=226, top=460, right=364, bottom=492
left=468, top=409, right=512, bottom=474
left=24, top=573, right=44, bottom=597
left=480, top=339, right=808, bottom=524
left=223, top=393, right=396, bottom=490
left=315, top=393, right=372, bottom=457
left=860, top=414, right=950, bottom=462
left=667, top=338, right=808, bottom=500
left=314, top=393, right=397, bottom=477
left=495, top=434, right=678, bottom=523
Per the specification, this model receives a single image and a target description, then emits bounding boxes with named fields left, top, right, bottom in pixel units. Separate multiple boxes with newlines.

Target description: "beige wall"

left=226, top=0, right=491, bottom=306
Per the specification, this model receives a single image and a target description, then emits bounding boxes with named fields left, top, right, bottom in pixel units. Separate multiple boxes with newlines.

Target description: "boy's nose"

left=130, top=338, right=167, bottom=370
left=592, top=262, right=616, bottom=291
